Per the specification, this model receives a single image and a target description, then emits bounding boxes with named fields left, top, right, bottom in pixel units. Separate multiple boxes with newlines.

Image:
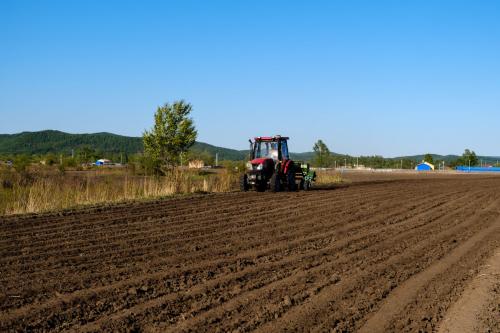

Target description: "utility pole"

left=400, top=160, right=403, bottom=170
left=215, top=152, right=219, bottom=167
left=71, top=149, right=74, bottom=159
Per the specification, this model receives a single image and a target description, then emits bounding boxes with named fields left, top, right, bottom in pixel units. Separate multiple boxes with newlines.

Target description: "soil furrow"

left=1, top=176, right=499, bottom=332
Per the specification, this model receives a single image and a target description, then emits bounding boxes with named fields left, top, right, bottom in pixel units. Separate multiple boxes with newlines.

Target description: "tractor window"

left=281, top=141, right=289, bottom=159
left=254, top=141, right=279, bottom=159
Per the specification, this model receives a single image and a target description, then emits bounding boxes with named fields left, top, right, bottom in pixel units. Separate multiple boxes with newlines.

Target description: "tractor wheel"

left=299, top=179, right=305, bottom=190
left=287, top=169, right=297, bottom=191
left=269, top=173, right=281, bottom=192
left=256, top=181, right=266, bottom=192
left=240, top=174, right=249, bottom=192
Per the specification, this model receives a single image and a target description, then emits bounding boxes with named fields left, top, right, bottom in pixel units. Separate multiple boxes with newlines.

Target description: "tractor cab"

left=250, top=136, right=289, bottom=162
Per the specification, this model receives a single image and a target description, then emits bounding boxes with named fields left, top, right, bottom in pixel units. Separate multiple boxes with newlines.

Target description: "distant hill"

left=0, top=130, right=143, bottom=155
left=191, top=141, right=247, bottom=161
left=0, top=130, right=248, bottom=160
left=1, top=131, right=498, bottom=164
left=394, top=154, right=460, bottom=163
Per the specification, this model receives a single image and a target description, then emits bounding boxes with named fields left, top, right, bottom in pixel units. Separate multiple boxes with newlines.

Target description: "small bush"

left=13, top=156, right=31, bottom=173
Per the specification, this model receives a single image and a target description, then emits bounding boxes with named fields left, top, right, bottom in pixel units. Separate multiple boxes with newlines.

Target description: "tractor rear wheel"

left=269, top=173, right=281, bottom=192
left=240, top=174, right=249, bottom=192
left=287, top=169, right=297, bottom=191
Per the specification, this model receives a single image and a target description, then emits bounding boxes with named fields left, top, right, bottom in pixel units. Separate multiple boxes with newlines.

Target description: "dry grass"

left=315, top=169, right=344, bottom=184
left=0, top=167, right=238, bottom=215
left=0, top=166, right=344, bottom=216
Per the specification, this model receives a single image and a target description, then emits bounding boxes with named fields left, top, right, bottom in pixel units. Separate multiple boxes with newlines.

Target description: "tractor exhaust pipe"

left=248, top=139, right=253, bottom=159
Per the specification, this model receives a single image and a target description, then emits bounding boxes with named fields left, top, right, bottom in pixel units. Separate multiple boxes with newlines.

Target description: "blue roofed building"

left=415, top=162, right=434, bottom=171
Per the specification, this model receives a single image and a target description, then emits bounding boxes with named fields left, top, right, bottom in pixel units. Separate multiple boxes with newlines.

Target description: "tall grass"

left=0, top=167, right=238, bottom=215
left=315, top=169, right=343, bottom=184
left=0, top=166, right=344, bottom=216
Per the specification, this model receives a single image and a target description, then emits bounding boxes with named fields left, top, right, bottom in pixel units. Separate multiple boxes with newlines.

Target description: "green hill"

left=190, top=141, right=247, bottom=161
left=0, top=131, right=336, bottom=162
left=1, top=131, right=498, bottom=165
left=0, top=130, right=143, bottom=155
left=0, top=130, right=248, bottom=160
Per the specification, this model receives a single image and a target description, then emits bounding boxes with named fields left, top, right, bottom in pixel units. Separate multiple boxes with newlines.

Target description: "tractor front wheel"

left=240, top=174, right=249, bottom=192
left=269, top=173, right=281, bottom=192
left=256, top=181, right=267, bottom=192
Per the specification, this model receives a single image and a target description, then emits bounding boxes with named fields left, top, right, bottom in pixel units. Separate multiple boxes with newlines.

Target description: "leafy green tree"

left=313, top=140, right=331, bottom=167
left=423, top=154, right=434, bottom=165
left=459, top=149, right=478, bottom=166
left=143, top=100, right=197, bottom=173
left=77, top=146, right=97, bottom=164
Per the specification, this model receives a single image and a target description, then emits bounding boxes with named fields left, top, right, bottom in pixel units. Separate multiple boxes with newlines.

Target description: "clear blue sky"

left=1, top=1, right=499, bottom=156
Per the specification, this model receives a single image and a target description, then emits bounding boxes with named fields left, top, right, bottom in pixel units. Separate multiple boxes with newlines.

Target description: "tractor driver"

left=269, top=142, right=279, bottom=160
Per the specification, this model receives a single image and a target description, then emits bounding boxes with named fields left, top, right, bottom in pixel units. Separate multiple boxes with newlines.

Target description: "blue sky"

left=1, top=1, right=499, bottom=156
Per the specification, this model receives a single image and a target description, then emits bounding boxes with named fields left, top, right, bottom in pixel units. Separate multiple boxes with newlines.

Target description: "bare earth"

left=438, top=249, right=500, bottom=333
left=1, top=173, right=500, bottom=332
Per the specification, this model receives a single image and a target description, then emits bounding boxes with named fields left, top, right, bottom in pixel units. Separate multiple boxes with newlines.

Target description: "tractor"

left=240, top=135, right=316, bottom=192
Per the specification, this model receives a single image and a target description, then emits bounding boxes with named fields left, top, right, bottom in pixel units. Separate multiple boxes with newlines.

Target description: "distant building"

left=95, top=159, right=112, bottom=166
left=415, top=162, right=434, bottom=171
left=456, top=166, right=500, bottom=173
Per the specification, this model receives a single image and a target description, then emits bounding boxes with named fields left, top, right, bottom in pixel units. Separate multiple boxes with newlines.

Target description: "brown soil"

left=1, top=175, right=500, bottom=332
left=438, top=249, right=500, bottom=333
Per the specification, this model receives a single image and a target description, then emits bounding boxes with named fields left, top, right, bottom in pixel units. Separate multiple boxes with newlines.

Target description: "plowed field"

left=1, top=175, right=500, bottom=332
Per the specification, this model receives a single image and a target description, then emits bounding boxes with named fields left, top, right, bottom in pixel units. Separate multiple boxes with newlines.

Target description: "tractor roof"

left=254, top=135, right=289, bottom=142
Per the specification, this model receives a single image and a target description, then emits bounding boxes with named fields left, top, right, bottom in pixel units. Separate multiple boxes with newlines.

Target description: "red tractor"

left=240, top=135, right=316, bottom=192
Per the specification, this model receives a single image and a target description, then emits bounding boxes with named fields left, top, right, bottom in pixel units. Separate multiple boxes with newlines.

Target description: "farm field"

left=1, top=174, right=500, bottom=332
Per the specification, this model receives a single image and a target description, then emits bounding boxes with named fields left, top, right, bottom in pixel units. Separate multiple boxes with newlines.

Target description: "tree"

left=423, top=154, right=434, bottom=165
left=459, top=149, right=478, bottom=167
left=143, top=100, right=197, bottom=173
left=313, top=140, right=331, bottom=167
left=77, top=146, right=97, bottom=164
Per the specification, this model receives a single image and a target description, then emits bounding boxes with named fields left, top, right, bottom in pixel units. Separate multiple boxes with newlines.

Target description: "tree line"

left=311, top=140, right=487, bottom=169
